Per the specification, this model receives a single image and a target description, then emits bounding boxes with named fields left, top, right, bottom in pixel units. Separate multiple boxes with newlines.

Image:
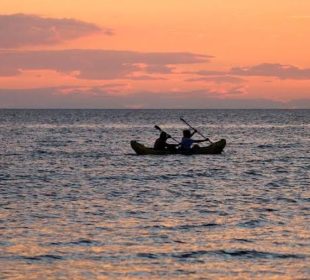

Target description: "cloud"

left=191, top=63, right=310, bottom=81
left=1, top=87, right=308, bottom=109
left=194, top=70, right=226, bottom=76
left=127, top=75, right=167, bottom=80
left=188, top=76, right=244, bottom=84
left=230, top=63, right=310, bottom=80
left=0, top=49, right=210, bottom=79
left=144, top=64, right=175, bottom=74
left=0, top=14, right=108, bottom=48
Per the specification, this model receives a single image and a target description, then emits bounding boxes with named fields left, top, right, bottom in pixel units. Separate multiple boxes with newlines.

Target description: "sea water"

left=0, top=109, right=309, bottom=279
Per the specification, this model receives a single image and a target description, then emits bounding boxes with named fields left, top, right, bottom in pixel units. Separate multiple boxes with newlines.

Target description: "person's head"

left=160, top=131, right=168, bottom=140
left=183, top=129, right=191, bottom=138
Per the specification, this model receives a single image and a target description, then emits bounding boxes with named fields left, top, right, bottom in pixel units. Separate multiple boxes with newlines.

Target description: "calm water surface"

left=0, top=109, right=309, bottom=279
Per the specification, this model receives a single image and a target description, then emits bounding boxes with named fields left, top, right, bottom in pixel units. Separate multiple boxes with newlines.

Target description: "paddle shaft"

left=180, top=118, right=213, bottom=143
left=154, top=125, right=179, bottom=143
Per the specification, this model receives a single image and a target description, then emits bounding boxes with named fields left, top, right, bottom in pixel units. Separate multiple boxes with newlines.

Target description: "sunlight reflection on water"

left=0, top=109, right=309, bottom=279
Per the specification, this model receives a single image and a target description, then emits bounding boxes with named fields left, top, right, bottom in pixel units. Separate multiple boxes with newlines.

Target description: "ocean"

left=0, top=109, right=309, bottom=279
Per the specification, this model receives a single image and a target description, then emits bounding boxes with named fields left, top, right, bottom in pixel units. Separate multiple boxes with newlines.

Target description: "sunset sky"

left=1, top=0, right=310, bottom=108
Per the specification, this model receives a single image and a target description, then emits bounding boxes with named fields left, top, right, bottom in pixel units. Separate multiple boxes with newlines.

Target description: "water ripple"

left=1, top=109, right=309, bottom=279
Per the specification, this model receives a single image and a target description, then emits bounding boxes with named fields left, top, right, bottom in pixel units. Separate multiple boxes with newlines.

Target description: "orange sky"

left=1, top=0, right=310, bottom=108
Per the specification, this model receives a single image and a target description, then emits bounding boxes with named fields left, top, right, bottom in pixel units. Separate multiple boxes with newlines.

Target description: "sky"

left=0, top=0, right=310, bottom=108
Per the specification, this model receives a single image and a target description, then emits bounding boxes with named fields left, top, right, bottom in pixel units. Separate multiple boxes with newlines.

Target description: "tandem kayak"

left=130, top=139, right=226, bottom=155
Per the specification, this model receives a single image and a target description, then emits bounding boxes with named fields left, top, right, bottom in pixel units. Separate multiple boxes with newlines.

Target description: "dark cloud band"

left=0, top=14, right=108, bottom=48
left=194, top=63, right=310, bottom=80
left=0, top=49, right=211, bottom=79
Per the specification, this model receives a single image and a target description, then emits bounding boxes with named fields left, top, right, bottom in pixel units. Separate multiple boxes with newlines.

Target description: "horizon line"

left=0, top=108, right=309, bottom=110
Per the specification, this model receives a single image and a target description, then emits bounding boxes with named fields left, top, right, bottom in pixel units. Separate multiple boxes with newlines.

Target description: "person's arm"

left=166, top=137, right=181, bottom=147
left=193, top=138, right=209, bottom=143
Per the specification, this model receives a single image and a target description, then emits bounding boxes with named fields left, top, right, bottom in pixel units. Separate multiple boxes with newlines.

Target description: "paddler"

left=154, top=131, right=179, bottom=151
left=180, top=129, right=209, bottom=151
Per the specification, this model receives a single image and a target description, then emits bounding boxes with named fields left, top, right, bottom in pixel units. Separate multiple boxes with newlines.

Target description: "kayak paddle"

left=180, top=117, right=213, bottom=143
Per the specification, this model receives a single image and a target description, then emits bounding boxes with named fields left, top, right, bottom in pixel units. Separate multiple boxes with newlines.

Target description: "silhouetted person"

left=180, top=129, right=208, bottom=151
left=154, top=131, right=178, bottom=151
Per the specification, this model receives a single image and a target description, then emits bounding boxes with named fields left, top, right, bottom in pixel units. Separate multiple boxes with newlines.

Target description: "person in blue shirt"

left=180, top=129, right=209, bottom=151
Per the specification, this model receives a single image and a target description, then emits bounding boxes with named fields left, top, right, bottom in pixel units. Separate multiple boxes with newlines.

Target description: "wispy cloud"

left=230, top=63, right=310, bottom=80
left=0, top=14, right=109, bottom=48
left=0, top=49, right=210, bottom=79
left=187, top=76, right=244, bottom=84
left=192, top=63, right=310, bottom=80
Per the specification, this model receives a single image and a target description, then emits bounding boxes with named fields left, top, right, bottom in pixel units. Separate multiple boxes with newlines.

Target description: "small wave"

left=148, top=223, right=219, bottom=231
left=266, top=181, right=282, bottom=188
left=217, top=250, right=306, bottom=259
left=67, top=239, right=94, bottom=245
left=0, top=174, right=11, bottom=181
left=1, top=153, right=21, bottom=157
left=233, top=238, right=254, bottom=243
left=136, top=253, right=158, bottom=259
left=172, top=250, right=305, bottom=260
left=276, top=197, right=298, bottom=203
left=21, top=254, right=63, bottom=261
left=35, top=149, right=50, bottom=154
left=134, top=249, right=305, bottom=261
left=259, top=208, right=277, bottom=212
left=174, top=251, right=206, bottom=259
left=243, top=169, right=263, bottom=176
left=237, top=219, right=265, bottom=228
left=176, top=223, right=219, bottom=230
left=258, top=144, right=273, bottom=149
left=49, top=239, right=99, bottom=246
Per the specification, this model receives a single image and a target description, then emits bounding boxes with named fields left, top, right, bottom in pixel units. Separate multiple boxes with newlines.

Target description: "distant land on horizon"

left=0, top=88, right=309, bottom=110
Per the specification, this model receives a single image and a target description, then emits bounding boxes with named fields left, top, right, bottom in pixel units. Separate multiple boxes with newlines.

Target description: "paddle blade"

left=154, top=125, right=161, bottom=131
